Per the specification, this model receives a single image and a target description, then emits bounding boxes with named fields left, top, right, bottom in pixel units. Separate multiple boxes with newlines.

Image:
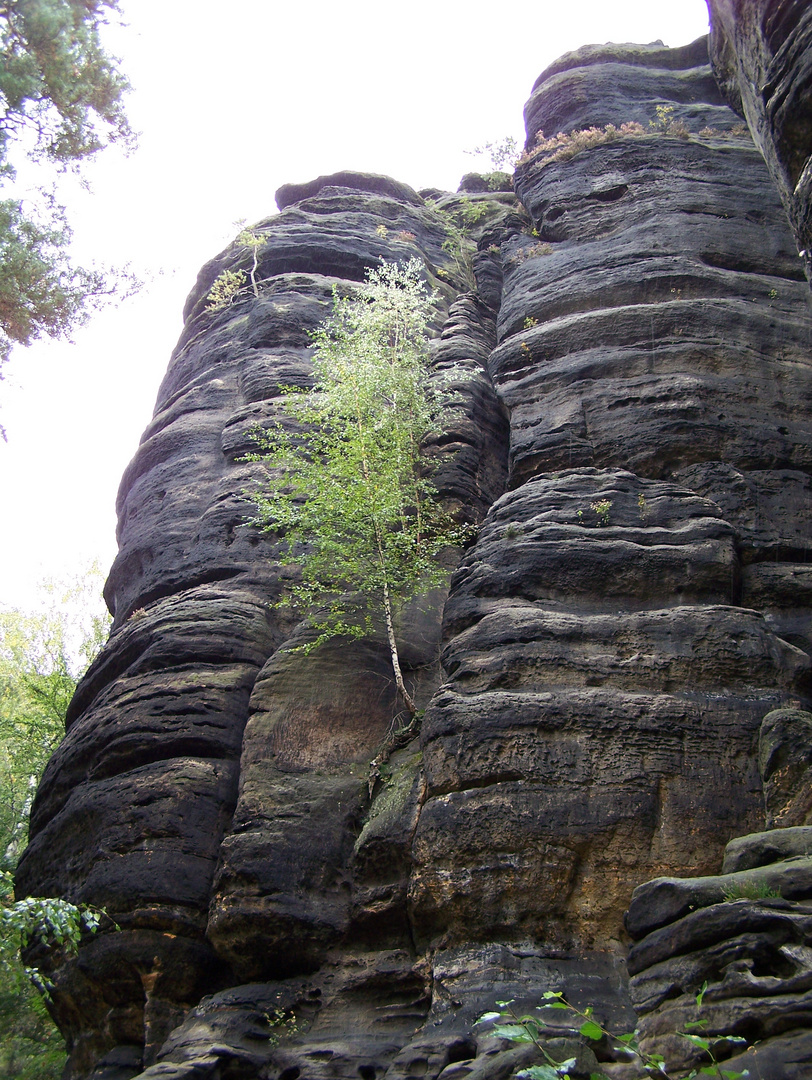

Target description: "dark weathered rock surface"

left=724, top=825, right=812, bottom=873
left=759, top=706, right=812, bottom=826
left=414, top=469, right=806, bottom=957
left=626, top=844, right=812, bottom=1076
left=511, top=59, right=810, bottom=490
left=625, top=713, right=812, bottom=1074
left=17, top=171, right=514, bottom=1078
left=16, top=22, right=812, bottom=1080
left=708, top=0, right=812, bottom=283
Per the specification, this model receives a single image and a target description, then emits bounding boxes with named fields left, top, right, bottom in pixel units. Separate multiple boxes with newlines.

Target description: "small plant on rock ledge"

left=261, top=1006, right=303, bottom=1047
left=590, top=499, right=611, bottom=527
left=236, top=227, right=264, bottom=298
left=721, top=878, right=781, bottom=902
left=458, top=199, right=491, bottom=228
left=206, top=227, right=266, bottom=310
left=650, top=104, right=689, bottom=139
left=698, top=124, right=750, bottom=140
left=518, top=107, right=696, bottom=172
left=509, top=241, right=553, bottom=267
left=428, top=194, right=499, bottom=287
left=518, top=122, right=646, bottom=167
left=206, top=268, right=247, bottom=311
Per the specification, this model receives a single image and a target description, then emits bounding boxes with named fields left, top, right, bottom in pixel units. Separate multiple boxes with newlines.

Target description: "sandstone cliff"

left=708, top=0, right=812, bottom=282
left=16, top=16, right=812, bottom=1080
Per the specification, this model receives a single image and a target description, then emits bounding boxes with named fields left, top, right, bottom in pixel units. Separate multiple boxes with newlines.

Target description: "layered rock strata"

left=17, top=174, right=513, bottom=1078
left=624, top=708, right=812, bottom=1079
left=708, top=0, right=812, bottom=283
left=627, top=827, right=812, bottom=1079
left=16, top=27, right=812, bottom=1080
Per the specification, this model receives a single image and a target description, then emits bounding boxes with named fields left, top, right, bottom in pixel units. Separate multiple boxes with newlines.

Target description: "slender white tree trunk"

left=381, top=579, right=416, bottom=718
left=368, top=577, right=419, bottom=796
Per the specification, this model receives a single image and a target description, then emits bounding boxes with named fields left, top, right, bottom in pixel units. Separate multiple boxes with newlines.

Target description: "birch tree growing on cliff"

left=246, top=259, right=468, bottom=719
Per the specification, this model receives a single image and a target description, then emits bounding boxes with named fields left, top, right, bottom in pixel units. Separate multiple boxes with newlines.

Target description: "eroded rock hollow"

left=17, top=16, right=812, bottom=1080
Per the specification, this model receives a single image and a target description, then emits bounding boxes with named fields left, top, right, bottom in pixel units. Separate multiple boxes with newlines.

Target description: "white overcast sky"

left=0, top=0, right=711, bottom=610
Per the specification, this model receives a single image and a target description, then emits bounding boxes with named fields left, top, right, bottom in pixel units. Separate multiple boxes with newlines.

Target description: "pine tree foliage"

left=0, top=0, right=133, bottom=370
left=247, top=259, right=470, bottom=716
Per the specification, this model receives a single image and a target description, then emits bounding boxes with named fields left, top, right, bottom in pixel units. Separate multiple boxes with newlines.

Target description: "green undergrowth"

left=478, top=988, right=749, bottom=1079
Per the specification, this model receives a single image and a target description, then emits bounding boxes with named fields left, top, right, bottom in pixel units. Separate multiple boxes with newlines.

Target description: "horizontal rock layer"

left=626, top=810, right=812, bottom=1079
left=16, top=24, right=812, bottom=1080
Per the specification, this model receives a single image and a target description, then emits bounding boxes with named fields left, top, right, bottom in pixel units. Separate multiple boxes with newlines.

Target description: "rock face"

left=627, top=822, right=812, bottom=1079
left=624, top=711, right=812, bottom=1079
left=707, top=0, right=812, bottom=283
left=17, top=24, right=812, bottom=1080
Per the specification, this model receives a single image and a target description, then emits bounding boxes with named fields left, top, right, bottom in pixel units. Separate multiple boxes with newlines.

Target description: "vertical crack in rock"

left=708, top=0, right=812, bottom=284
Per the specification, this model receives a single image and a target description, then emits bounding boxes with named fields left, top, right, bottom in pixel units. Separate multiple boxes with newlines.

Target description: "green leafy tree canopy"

left=247, top=259, right=470, bottom=718
left=0, top=565, right=110, bottom=1079
left=0, top=0, right=134, bottom=371
left=0, top=564, right=110, bottom=867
